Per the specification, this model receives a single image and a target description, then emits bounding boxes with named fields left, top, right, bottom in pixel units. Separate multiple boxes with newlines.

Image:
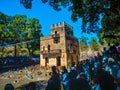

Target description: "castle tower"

left=40, top=22, right=80, bottom=67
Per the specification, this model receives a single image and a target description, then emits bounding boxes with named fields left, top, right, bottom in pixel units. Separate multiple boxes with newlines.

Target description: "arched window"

left=45, top=57, right=49, bottom=66
left=43, top=46, right=45, bottom=51
left=57, top=56, right=61, bottom=66
left=55, top=31, right=57, bottom=34
left=47, top=45, right=50, bottom=51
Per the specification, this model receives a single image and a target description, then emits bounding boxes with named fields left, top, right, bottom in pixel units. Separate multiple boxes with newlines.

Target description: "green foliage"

left=79, top=36, right=88, bottom=45
left=99, top=11, right=120, bottom=44
left=44, top=0, right=120, bottom=32
left=90, top=38, right=100, bottom=51
left=20, top=0, right=32, bottom=9
left=79, top=36, right=89, bottom=51
left=0, top=12, right=43, bottom=57
left=79, top=42, right=88, bottom=51
left=20, top=0, right=120, bottom=44
left=24, top=18, right=42, bottom=55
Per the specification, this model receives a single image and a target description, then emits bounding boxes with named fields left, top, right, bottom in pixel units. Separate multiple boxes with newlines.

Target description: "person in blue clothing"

left=77, top=65, right=91, bottom=90
left=61, top=66, right=69, bottom=90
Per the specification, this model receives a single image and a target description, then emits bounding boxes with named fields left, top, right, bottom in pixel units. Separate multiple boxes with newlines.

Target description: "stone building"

left=40, top=22, right=80, bottom=68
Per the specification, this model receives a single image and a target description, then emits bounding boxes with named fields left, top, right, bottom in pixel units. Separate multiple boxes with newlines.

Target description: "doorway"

left=45, top=57, right=48, bottom=66
left=57, top=56, right=61, bottom=66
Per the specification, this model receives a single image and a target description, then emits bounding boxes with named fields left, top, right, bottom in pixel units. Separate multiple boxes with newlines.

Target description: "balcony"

left=52, top=34, right=60, bottom=38
left=41, top=49, right=61, bottom=54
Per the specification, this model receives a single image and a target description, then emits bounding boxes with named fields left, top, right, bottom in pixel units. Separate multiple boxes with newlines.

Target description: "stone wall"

left=40, top=22, right=80, bottom=67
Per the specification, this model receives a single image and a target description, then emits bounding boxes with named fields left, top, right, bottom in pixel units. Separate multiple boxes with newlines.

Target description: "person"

left=102, top=47, right=107, bottom=56
left=116, top=44, right=120, bottom=53
left=4, top=83, right=14, bottom=90
left=69, top=62, right=76, bottom=72
left=61, top=66, right=69, bottom=90
left=26, top=82, right=36, bottom=90
left=115, top=66, right=120, bottom=90
left=45, top=66, right=61, bottom=90
left=95, top=68, right=117, bottom=90
left=74, top=65, right=91, bottom=90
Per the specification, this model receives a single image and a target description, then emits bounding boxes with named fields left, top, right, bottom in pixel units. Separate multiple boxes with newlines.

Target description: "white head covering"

left=108, top=58, right=114, bottom=63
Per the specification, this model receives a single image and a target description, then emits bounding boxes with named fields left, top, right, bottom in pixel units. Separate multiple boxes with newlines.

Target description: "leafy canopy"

left=0, top=12, right=43, bottom=56
left=79, top=36, right=89, bottom=51
left=20, top=0, right=120, bottom=34
left=90, top=38, right=100, bottom=51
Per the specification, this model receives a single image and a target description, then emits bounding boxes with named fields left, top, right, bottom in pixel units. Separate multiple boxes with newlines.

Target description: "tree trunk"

left=14, top=45, right=17, bottom=62
left=1, top=47, right=4, bottom=58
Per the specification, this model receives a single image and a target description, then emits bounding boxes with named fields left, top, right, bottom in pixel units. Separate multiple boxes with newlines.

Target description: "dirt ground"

left=0, top=65, right=51, bottom=90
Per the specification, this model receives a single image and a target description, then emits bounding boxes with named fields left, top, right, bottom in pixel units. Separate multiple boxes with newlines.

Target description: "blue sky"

left=0, top=0, right=97, bottom=41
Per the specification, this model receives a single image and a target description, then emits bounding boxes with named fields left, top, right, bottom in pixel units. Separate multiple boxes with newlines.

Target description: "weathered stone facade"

left=40, top=22, right=80, bottom=68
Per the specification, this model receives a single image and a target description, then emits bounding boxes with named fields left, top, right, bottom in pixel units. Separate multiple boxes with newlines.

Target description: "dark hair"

left=4, top=83, right=14, bottom=90
left=62, top=66, right=68, bottom=73
left=27, top=82, right=36, bottom=90
left=52, top=66, right=57, bottom=73
left=76, top=65, right=84, bottom=72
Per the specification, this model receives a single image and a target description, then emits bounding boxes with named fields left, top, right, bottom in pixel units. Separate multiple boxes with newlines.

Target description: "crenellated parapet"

left=51, top=21, right=73, bottom=30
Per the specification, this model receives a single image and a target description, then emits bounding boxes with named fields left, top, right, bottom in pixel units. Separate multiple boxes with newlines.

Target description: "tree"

left=79, top=36, right=89, bottom=51
left=98, top=28, right=120, bottom=45
left=20, top=0, right=120, bottom=34
left=7, top=15, right=27, bottom=58
left=0, top=12, right=12, bottom=57
left=79, top=42, right=89, bottom=51
left=99, top=16, right=120, bottom=44
left=0, top=12, right=12, bottom=45
left=90, top=38, right=100, bottom=51
left=79, top=36, right=88, bottom=45
left=19, top=0, right=120, bottom=44
left=24, top=18, right=42, bottom=56
left=0, top=12, right=43, bottom=58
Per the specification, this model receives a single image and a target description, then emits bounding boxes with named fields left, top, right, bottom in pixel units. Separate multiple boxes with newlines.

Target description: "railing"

left=41, top=49, right=61, bottom=54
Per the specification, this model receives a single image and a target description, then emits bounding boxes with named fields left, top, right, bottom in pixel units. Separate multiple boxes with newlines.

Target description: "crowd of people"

left=45, top=43, right=120, bottom=90
left=3, top=43, right=120, bottom=90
